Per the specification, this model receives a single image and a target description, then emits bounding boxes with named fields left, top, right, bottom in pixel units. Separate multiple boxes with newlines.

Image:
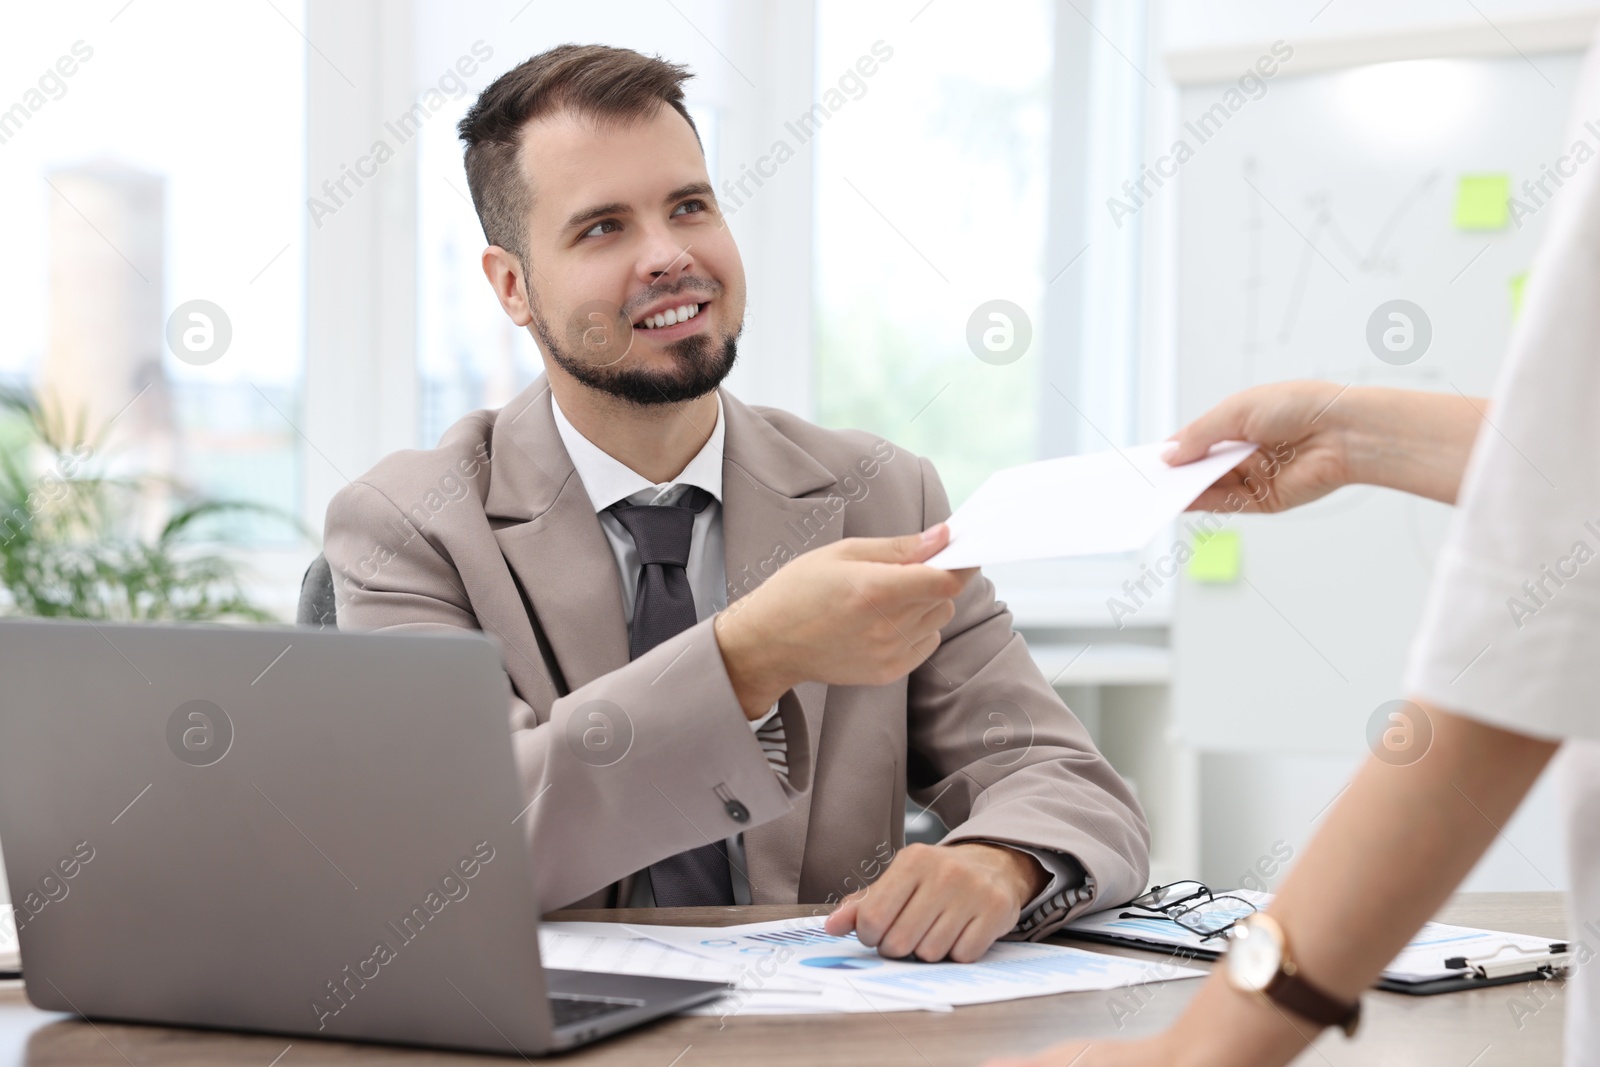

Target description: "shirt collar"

left=551, top=392, right=725, bottom=513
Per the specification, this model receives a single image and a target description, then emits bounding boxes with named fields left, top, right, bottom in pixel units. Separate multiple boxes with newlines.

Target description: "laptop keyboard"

left=548, top=994, right=642, bottom=1029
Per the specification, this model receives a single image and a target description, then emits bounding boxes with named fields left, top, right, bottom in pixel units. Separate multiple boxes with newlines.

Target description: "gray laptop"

left=0, top=617, right=728, bottom=1055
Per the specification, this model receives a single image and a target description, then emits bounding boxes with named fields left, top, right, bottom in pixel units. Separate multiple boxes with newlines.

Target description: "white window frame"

left=994, top=0, right=1169, bottom=628
left=302, top=0, right=420, bottom=540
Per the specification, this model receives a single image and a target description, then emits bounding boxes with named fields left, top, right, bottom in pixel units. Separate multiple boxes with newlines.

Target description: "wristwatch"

left=1223, top=913, right=1362, bottom=1037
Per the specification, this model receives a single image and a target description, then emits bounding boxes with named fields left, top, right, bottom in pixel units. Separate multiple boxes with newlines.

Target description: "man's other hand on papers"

left=823, top=842, right=1049, bottom=962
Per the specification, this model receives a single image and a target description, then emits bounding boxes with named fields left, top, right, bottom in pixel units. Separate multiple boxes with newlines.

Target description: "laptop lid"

left=0, top=618, right=560, bottom=1055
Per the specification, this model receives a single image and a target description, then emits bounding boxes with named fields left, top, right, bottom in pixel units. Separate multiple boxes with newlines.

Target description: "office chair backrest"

left=297, top=554, right=337, bottom=629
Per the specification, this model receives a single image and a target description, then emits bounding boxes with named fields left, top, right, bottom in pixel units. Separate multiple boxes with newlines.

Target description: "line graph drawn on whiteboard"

left=1240, top=156, right=1443, bottom=381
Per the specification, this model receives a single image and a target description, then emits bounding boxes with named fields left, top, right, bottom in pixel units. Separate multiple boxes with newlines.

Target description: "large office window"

left=0, top=1, right=306, bottom=544
left=812, top=0, right=1056, bottom=506
left=416, top=92, right=546, bottom=450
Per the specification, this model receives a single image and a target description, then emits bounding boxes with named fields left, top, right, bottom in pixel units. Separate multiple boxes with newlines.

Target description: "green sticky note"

left=1454, top=174, right=1511, bottom=230
left=1510, top=272, right=1529, bottom=319
left=1188, top=530, right=1240, bottom=583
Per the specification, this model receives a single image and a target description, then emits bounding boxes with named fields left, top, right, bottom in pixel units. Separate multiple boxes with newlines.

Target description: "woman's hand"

left=1165, top=381, right=1482, bottom=512
left=1164, top=381, right=1354, bottom=513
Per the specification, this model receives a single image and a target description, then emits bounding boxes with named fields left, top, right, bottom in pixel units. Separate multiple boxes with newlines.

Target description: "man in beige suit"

left=323, top=44, right=1148, bottom=963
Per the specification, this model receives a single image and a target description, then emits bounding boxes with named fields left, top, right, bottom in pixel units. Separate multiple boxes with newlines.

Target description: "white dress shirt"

left=552, top=393, right=1089, bottom=923
left=1403, top=41, right=1600, bottom=1065
left=552, top=395, right=781, bottom=728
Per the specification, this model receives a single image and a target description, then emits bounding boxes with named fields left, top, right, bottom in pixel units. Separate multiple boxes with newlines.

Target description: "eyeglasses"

left=1119, top=881, right=1259, bottom=942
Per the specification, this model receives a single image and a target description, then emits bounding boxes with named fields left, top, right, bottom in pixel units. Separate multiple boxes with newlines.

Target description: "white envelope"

left=926, top=441, right=1259, bottom=570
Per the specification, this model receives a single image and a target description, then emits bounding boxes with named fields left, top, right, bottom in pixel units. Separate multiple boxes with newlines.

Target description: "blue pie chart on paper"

left=800, top=956, right=884, bottom=970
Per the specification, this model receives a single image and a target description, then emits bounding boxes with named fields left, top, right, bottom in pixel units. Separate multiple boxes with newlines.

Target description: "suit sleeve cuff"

left=963, top=843, right=1096, bottom=939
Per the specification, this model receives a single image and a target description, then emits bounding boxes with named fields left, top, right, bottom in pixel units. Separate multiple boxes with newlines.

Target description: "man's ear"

left=482, top=245, right=534, bottom=327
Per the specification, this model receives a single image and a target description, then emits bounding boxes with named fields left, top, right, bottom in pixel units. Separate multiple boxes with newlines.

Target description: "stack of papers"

left=1063, top=889, right=1562, bottom=986
left=539, top=922, right=928, bottom=1016
left=926, top=441, right=1258, bottom=569
left=542, top=916, right=1204, bottom=1017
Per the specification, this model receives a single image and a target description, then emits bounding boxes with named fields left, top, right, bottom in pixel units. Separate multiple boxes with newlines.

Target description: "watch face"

left=1227, top=920, right=1282, bottom=991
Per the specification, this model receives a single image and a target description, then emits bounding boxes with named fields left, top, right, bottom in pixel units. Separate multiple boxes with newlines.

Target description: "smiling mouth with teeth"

left=634, top=302, right=704, bottom=330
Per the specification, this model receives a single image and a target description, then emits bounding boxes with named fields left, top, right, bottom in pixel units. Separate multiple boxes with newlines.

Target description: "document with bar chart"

left=625, top=917, right=1204, bottom=1007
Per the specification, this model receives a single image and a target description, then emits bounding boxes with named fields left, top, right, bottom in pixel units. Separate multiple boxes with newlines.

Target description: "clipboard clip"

left=1443, top=941, right=1572, bottom=981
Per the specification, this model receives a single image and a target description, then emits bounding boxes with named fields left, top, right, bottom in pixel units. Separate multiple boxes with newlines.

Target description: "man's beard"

left=532, top=289, right=740, bottom=407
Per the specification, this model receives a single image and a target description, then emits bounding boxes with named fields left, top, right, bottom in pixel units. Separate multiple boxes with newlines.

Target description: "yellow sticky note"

left=1454, top=175, right=1511, bottom=230
left=1510, top=272, right=1529, bottom=319
left=1188, top=530, right=1240, bottom=583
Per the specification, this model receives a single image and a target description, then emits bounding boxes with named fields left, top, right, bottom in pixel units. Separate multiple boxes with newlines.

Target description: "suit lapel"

left=719, top=392, right=843, bottom=904
left=486, top=381, right=631, bottom=697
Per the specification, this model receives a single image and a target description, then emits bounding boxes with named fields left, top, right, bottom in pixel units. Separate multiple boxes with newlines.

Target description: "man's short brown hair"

left=457, top=44, right=700, bottom=265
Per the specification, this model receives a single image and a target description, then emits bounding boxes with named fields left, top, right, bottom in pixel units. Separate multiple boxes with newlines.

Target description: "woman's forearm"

left=1337, top=387, right=1483, bottom=504
left=1162, top=708, right=1558, bottom=1067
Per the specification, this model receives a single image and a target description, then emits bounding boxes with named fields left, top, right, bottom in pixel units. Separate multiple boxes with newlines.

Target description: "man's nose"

left=638, top=225, right=693, bottom=284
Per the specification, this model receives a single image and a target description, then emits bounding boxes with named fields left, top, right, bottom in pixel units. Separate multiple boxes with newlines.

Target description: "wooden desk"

left=0, top=893, right=1566, bottom=1065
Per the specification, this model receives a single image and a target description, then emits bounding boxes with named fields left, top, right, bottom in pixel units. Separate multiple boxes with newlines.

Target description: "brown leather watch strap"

left=1265, top=969, right=1362, bottom=1037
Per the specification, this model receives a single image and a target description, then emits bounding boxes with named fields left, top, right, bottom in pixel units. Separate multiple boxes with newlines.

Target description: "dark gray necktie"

left=607, top=486, right=735, bottom=907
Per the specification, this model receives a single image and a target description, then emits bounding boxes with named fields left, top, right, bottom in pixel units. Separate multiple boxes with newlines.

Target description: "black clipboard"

left=1059, top=930, right=1570, bottom=996
left=1376, top=970, right=1559, bottom=995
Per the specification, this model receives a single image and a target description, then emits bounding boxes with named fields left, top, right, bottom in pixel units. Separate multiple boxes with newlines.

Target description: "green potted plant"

left=0, top=386, right=301, bottom=622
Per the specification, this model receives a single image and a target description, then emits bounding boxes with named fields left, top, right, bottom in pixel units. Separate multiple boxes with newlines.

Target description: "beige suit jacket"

left=323, top=379, right=1149, bottom=933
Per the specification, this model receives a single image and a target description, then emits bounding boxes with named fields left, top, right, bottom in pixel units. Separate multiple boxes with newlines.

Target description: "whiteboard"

left=1171, top=53, right=1584, bottom=751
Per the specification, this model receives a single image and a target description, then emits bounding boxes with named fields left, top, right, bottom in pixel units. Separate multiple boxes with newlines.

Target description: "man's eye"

left=581, top=219, right=620, bottom=239
left=671, top=200, right=706, bottom=217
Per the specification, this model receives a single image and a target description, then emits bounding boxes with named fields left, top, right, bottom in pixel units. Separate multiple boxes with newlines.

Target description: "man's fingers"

left=829, top=529, right=973, bottom=608
left=911, top=630, right=943, bottom=663
left=948, top=910, right=1009, bottom=963
left=838, top=523, right=949, bottom=564
left=875, top=884, right=940, bottom=958
left=908, top=906, right=973, bottom=962
left=849, top=864, right=918, bottom=947
left=910, top=598, right=957, bottom=638
left=823, top=894, right=861, bottom=937
left=847, top=562, right=967, bottom=609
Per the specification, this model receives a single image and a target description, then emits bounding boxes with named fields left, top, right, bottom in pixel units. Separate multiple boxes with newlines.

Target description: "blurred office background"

left=1, top=0, right=1593, bottom=912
